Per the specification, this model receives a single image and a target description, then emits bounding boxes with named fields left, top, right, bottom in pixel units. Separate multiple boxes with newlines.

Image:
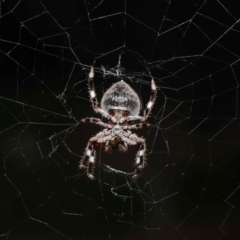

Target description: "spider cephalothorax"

left=80, top=63, right=157, bottom=179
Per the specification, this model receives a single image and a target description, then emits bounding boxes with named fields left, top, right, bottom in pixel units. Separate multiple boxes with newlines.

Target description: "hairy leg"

left=122, top=122, right=151, bottom=130
left=79, top=132, right=105, bottom=179
left=81, top=117, right=112, bottom=128
left=122, top=133, right=146, bottom=178
left=132, top=142, right=146, bottom=179
left=143, top=73, right=157, bottom=119
left=87, top=62, right=114, bottom=120
left=79, top=142, right=97, bottom=180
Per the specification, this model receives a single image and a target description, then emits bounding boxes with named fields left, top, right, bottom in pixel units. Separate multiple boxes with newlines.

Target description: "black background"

left=1, top=0, right=240, bottom=239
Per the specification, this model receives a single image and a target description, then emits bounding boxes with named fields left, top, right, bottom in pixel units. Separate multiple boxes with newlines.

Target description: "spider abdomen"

left=101, top=80, right=141, bottom=116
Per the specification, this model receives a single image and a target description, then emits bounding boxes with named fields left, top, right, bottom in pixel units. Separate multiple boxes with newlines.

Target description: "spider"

left=79, top=63, right=157, bottom=179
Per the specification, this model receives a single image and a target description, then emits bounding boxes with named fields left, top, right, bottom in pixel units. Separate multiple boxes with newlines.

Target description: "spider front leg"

left=120, top=74, right=157, bottom=124
left=87, top=63, right=113, bottom=120
left=143, top=73, right=157, bottom=119
left=87, top=62, right=98, bottom=110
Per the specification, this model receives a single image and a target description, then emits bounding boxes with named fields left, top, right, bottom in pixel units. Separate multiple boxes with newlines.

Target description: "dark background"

left=1, top=0, right=240, bottom=239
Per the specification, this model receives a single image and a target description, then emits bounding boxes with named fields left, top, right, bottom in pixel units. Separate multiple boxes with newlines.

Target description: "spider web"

left=0, top=0, right=240, bottom=239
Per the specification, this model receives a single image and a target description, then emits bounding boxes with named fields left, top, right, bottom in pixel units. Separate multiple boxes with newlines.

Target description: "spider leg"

left=87, top=63, right=113, bottom=120
left=122, top=122, right=151, bottom=130
left=87, top=62, right=98, bottom=110
left=81, top=117, right=112, bottom=128
left=79, top=131, right=105, bottom=179
left=122, top=133, right=146, bottom=179
left=80, top=130, right=112, bottom=179
left=79, top=142, right=96, bottom=180
left=143, top=73, right=157, bottom=120
left=123, top=73, right=157, bottom=124
left=124, top=115, right=146, bottom=122
left=133, top=142, right=146, bottom=179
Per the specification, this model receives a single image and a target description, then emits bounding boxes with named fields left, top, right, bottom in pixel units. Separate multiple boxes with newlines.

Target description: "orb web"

left=0, top=0, right=240, bottom=239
